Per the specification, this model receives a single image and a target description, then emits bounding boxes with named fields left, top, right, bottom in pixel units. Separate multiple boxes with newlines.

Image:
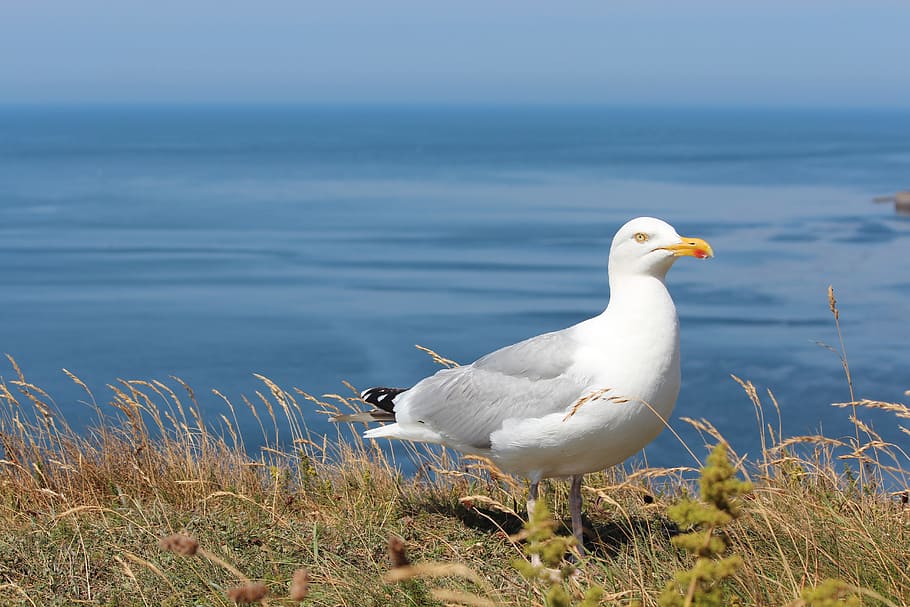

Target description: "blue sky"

left=3, top=1, right=909, bottom=106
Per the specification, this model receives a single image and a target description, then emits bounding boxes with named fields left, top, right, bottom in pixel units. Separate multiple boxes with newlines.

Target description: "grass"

left=0, top=293, right=907, bottom=606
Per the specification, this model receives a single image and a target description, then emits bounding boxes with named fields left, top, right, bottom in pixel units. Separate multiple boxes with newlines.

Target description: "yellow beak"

left=662, top=236, right=714, bottom=259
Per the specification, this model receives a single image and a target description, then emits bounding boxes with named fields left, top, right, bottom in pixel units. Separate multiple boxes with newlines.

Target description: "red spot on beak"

left=693, top=249, right=708, bottom=259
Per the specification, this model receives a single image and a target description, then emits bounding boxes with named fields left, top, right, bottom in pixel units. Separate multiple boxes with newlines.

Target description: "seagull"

left=334, top=217, right=713, bottom=554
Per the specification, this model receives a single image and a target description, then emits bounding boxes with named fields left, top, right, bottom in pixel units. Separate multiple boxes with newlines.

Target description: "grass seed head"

left=388, top=534, right=410, bottom=568
left=226, top=582, right=267, bottom=604
left=289, top=568, right=310, bottom=601
left=158, top=534, right=199, bottom=556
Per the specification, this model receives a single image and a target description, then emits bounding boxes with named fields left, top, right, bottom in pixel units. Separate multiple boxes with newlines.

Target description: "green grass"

left=0, top=297, right=907, bottom=606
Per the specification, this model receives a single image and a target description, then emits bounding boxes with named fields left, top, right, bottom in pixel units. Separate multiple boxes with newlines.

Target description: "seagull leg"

left=527, top=480, right=541, bottom=567
left=569, top=474, right=585, bottom=556
left=527, top=480, right=540, bottom=518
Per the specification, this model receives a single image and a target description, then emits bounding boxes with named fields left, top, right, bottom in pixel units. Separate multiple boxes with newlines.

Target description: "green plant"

left=512, top=498, right=603, bottom=607
left=659, top=442, right=752, bottom=607
left=797, top=579, right=862, bottom=607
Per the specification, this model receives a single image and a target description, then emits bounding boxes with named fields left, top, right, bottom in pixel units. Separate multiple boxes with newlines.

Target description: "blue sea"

left=1, top=104, right=908, bottom=468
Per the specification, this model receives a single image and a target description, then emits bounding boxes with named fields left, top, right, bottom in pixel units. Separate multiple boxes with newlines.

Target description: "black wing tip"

left=361, top=386, right=408, bottom=413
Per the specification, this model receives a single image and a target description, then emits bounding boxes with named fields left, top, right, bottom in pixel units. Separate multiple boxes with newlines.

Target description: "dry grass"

left=0, top=295, right=907, bottom=605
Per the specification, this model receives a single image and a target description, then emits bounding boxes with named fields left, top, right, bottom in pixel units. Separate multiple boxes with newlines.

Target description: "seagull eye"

left=633, top=232, right=649, bottom=243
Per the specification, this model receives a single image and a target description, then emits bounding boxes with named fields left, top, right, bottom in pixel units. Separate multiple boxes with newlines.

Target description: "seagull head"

left=608, top=217, right=713, bottom=280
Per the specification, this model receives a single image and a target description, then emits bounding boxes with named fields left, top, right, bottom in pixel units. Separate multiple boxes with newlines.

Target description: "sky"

left=3, top=1, right=910, bottom=107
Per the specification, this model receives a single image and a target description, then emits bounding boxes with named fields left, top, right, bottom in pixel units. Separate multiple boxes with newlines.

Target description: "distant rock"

left=873, top=190, right=910, bottom=216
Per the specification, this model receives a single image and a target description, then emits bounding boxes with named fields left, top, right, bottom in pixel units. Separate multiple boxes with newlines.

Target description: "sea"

left=1, top=104, right=908, bottom=470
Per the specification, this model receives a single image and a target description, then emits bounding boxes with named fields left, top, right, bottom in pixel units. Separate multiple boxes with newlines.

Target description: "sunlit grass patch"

left=0, top=289, right=907, bottom=605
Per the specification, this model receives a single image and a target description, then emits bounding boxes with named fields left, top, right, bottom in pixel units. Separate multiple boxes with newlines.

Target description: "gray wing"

left=399, top=330, right=586, bottom=449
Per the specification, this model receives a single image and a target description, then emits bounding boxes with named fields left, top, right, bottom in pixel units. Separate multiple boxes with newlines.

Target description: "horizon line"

left=2, top=100, right=910, bottom=112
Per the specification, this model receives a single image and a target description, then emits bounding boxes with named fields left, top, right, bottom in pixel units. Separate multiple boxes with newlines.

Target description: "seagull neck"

left=605, top=274, right=673, bottom=315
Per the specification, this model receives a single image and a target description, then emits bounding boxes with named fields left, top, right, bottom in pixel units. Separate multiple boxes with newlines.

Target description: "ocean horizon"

left=1, top=103, right=908, bottom=469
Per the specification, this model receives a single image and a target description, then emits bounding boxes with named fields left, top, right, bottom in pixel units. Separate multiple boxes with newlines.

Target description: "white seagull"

left=334, top=217, right=713, bottom=553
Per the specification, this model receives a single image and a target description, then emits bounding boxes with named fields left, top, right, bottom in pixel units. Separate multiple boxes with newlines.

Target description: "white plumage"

left=341, top=216, right=713, bottom=553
